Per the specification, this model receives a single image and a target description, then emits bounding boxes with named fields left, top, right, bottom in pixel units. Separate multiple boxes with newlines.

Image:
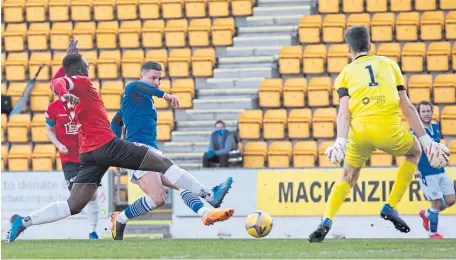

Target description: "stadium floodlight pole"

left=8, top=64, right=45, bottom=119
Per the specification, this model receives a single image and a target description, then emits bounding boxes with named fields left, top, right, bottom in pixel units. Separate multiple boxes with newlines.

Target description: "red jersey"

left=45, top=100, right=80, bottom=163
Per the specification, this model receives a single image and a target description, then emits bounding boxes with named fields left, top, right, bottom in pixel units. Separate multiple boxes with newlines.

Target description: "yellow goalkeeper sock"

left=387, top=160, right=417, bottom=208
left=323, top=181, right=351, bottom=221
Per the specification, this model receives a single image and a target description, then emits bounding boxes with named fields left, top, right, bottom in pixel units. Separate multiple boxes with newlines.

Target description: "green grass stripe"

left=102, top=233, right=164, bottom=239
left=128, top=220, right=172, bottom=226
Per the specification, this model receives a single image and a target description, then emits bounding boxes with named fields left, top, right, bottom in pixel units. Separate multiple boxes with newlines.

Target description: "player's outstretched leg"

left=87, top=193, right=99, bottom=240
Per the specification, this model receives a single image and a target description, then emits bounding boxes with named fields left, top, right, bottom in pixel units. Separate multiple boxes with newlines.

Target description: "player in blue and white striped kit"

left=414, top=101, right=455, bottom=239
left=110, top=61, right=234, bottom=240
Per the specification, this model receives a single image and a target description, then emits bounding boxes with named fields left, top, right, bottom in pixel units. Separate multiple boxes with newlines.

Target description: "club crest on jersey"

left=64, top=122, right=80, bottom=135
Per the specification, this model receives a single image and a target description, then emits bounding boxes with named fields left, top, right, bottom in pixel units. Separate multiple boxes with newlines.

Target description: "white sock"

left=425, top=209, right=430, bottom=218
left=117, top=211, right=129, bottom=224
left=197, top=207, right=210, bottom=217
left=165, top=165, right=214, bottom=201
left=117, top=195, right=157, bottom=224
left=22, top=201, right=71, bottom=227
left=86, top=200, right=99, bottom=233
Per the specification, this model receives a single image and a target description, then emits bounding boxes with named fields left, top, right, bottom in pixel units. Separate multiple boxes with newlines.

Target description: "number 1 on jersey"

left=365, top=65, right=379, bottom=87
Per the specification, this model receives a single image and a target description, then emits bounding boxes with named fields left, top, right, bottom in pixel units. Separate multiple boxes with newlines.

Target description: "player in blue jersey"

left=109, top=61, right=234, bottom=240
left=414, top=101, right=455, bottom=239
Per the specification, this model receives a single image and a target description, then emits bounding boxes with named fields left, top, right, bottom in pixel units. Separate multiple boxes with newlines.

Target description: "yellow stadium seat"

left=121, top=50, right=144, bottom=79
left=70, top=0, right=93, bottom=21
left=441, top=106, right=456, bottom=135
left=50, top=22, right=73, bottom=50
left=449, top=140, right=456, bottom=166
left=8, top=144, right=32, bottom=171
left=192, top=48, right=216, bottom=77
left=7, top=82, right=27, bottom=110
left=396, top=12, right=419, bottom=41
left=299, top=15, right=322, bottom=44
left=408, top=74, right=432, bottom=104
left=97, top=50, right=121, bottom=79
left=2, top=145, right=8, bottom=171
left=189, top=18, right=211, bottom=47
left=209, top=0, right=230, bottom=17
left=162, top=0, right=184, bottom=18
left=185, top=0, right=207, bottom=18
left=27, top=22, right=50, bottom=51
left=453, top=45, right=456, bottom=71
left=390, top=0, right=411, bottom=12
left=49, top=0, right=70, bottom=21
left=116, top=0, right=139, bottom=20
left=421, top=11, right=444, bottom=40
left=1, top=53, right=5, bottom=76
left=30, top=83, right=52, bottom=112
left=370, top=150, right=392, bottom=167
left=73, top=22, right=96, bottom=50
left=79, top=50, right=98, bottom=79
left=279, top=46, right=302, bottom=75
left=212, top=18, right=235, bottom=46
left=96, top=21, right=119, bottom=49
left=2, top=114, right=7, bottom=143
left=3, top=0, right=25, bottom=22
left=31, top=114, right=48, bottom=143
left=26, top=0, right=47, bottom=22
left=446, top=11, right=456, bottom=40
left=433, top=105, right=440, bottom=122
left=268, top=141, right=292, bottom=168
left=313, top=108, right=336, bottom=138
left=263, top=109, right=287, bottom=140
left=433, top=74, right=456, bottom=104
left=243, top=141, right=267, bottom=168
left=427, top=42, right=451, bottom=72
left=119, top=20, right=142, bottom=49
left=91, top=79, right=101, bottom=93
left=168, top=48, right=191, bottom=77
left=2, top=83, right=6, bottom=95
left=347, top=13, right=370, bottom=28
left=7, top=114, right=31, bottom=143
left=293, top=141, right=317, bottom=167
left=157, top=110, right=174, bottom=141
left=29, top=52, right=52, bottom=81
left=319, top=141, right=338, bottom=167
left=93, top=0, right=115, bottom=21
left=142, top=20, right=165, bottom=48
left=5, top=52, right=28, bottom=81
left=283, top=78, right=307, bottom=108
left=308, top=77, right=332, bottom=107
left=258, top=79, right=283, bottom=108
left=172, top=78, right=195, bottom=108
left=342, top=0, right=363, bottom=13
left=322, top=14, right=346, bottom=43
left=165, top=19, right=188, bottom=48
left=401, top=42, right=426, bottom=73
left=318, top=0, right=339, bottom=13
left=139, top=0, right=161, bottom=19
left=153, top=80, right=171, bottom=109
left=394, top=156, right=404, bottom=166
left=366, top=0, right=387, bottom=12
left=415, top=0, right=436, bottom=10
left=288, top=108, right=311, bottom=139
left=101, top=80, right=123, bottom=110
left=4, top=23, right=27, bottom=52
left=441, top=0, right=456, bottom=9
left=371, top=13, right=395, bottom=42
left=377, top=43, right=401, bottom=63
left=239, top=110, right=262, bottom=139
left=303, top=44, right=327, bottom=74
left=146, top=49, right=168, bottom=77
left=32, top=144, right=56, bottom=171
left=327, top=44, right=349, bottom=74
left=232, top=0, right=254, bottom=16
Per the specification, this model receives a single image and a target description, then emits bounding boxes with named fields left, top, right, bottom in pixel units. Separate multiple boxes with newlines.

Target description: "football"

left=245, top=211, right=273, bottom=238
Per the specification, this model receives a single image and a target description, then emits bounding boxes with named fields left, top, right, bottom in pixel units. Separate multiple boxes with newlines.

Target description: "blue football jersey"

left=415, top=123, right=445, bottom=177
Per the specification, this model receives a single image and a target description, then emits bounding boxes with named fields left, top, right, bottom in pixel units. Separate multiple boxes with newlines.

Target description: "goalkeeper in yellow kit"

left=308, top=26, right=450, bottom=243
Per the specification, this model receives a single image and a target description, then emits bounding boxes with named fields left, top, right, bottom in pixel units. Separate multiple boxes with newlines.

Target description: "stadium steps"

left=166, top=152, right=206, bottom=164
left=213, top=67, right=278, bottom=78
left=238, top=25, right=298, bottom=37
left=218, top=56, right=276, bottom=68
left=162, top=141, right=209, bottom=153
left=171, top=131, right=212, bottom=142
left=257, top=0, right=316, bottom=7
left=222, top=46, right=283, bottom=57
left=193, top=98, right=256, bottom=110
left=197, top=88, right=258, bottom=99
left=196, top=77, right=264, bottom=89
left=176, top=120, right=238, bottom=131
left=175, top=109, right=244, bottom=121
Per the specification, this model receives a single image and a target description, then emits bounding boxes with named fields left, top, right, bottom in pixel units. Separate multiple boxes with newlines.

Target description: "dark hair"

left=62, top=54, right=84, bottom=75
left=215, top=120, right=225, bottom=127
left=416, top=100, right=433, bottom=113
left=344, top=25, right=370, bottom=53
left=141, top=61, right=162, bottom=72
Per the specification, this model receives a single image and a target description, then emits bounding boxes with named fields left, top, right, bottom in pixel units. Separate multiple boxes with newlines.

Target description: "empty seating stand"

left=288, top=108, right=312, bottom=139
left=268, top=141, right=292, bottom=168
left=283, top=78, right=307, bottom=108
left=239, top=110, right=263, bottom=139
left=263, top=109, right=287, bottom=140
left=293, top=141, right=317, bottom=167
left=258, top=79, right=283, bottom=108
left=243, top=141, right=267, bottom=168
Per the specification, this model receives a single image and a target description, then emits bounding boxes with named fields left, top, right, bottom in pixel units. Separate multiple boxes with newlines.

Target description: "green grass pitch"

left=2, top=239, right=456, bottom=259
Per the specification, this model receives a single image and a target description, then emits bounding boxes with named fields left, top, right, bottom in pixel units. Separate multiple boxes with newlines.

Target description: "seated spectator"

left=203, top=120, right=237, bottom=168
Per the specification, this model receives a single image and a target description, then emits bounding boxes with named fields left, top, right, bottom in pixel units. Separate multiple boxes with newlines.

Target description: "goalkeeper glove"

left=418, top=135, right=450, bottom=168
left=325, top=138, right=348, bottom=165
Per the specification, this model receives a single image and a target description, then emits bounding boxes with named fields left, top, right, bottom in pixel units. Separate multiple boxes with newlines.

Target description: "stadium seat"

left=327, top=44, right=349, bottom=74
left=1, top=83, right=6, bottom=95
left=434, top=74, right=456, bottom=104
left=162, top=0, right=184, bottom=19
left=407, top=74, right=432, bottom=104
left=263, top=109, right=287, bottom=140
left=377, top=43, right=401, bottom=63
left=7, top=82, right=27, bottom=110
left=239, top=110, right=262, bottom=139
left=73, top=22, right=96, bottom=50
left=342, top=0, right=363, bottom=13
left=319, top=141, right=338, bottom=167
left=121, top=50, right=144, bottom=78
left=4, top=23, right=27, bottom=51
left=185, top=0, right=208, bottom=18
left=2, top=145, right=8, bottom=171
left=192, top=48, right=216, bottom=77
left=258, top=79, right=283, bottom=108
left=171, top=78, right=195, bottom=108
left=318, top=0, right=339, bottom=13
left=27, top=23, right=50, bottom=51
left=165, top=19, right=188, bottom=48
left=189, top=18, right=212, bottom=47
left=31, top=112, right=48, bottom=142
left=441, top=106, right=456, bottom=135
left=79, top=50, right=98, bottom=79
left=395, top=156, right=404, bottom=166
left=116, top=0, right=139, bottom=20
left=70, top=0, right=93, bottom=21
left=93, top=0, right=115, bottom=21
left=232, top=0, right=254, bottom=16
left=453, top=45, right=456, bottom=71
left=347, top=13, right=370, bottom=28
left=157, top=110, right=174, bottom=141
left=208, top=0, right=230, bottom=17
left=371, top=13, right=395, bottom=42
left=415, top=0, right=436, bottom=10
left=288, top=108, right=312, bottom=139
left=243, top=141, right=267, bottom=168
left=30, top=83, right=52, bottom=112
left=153, top=80, right=171, bottom=109
left=322, top=14, right=346, bottom=43
left=268, top=141, right=292, bottom=168
left=29, top=52, right=52, bottom=81
left=432, top=105, right=440, bottom=122
left=293, top=141, right=317, bottom=167
left=332, top=88, right=339, bottom=105
left=279, top=46, right=302, bottom=75
left=367, top=0, right=387, bottom=12
left=401, top=42, right=426, bottom=73
left=1, top=53, right=5, bottom=76
left=32, top=144, right=56, bottom=171
left=302, top=44, right=327, bottom=74
left=49, top=0, right=70, bottom=21
left=168, top=48, right=191, bottom=77
left=447, top=11, right=456, bottom=40
left=8, top=144, right=32, bottom=171
left=139, top=0, right=161, bottom=19
left=312, top=108, right=336, bottom=138
left=91, top=79, right=101, bottom=93
left=396, top=12, right=419, bottom=41
left=421, top=11, right=444, bottom=40
left=390, top=0, right=412, bottom=11
left=449, top=140, right=456, bottom=166
left=5, top=52, right=28, bottom=81
left=427, top=42, right=451, bottom=72
left=119, top=20, right=142, bottom=49
left=3, top=0, right=25, bottom=22
left=26, top=0, right=48, bottom=22
left=441, top=0, right=456, bottom=9
left=307, top=77, right=332, bottom=107
left=96, top=21, right=119, bottom=49
left=146, top=49, right=168, bottom=77
left=212, top=18, right=235, bottom=46
left=2, top=114, right=7, bottom=143
left=369, top=150, right=392, bottom=167
left=50, top=22, right=73, bottom=50
left=283, top=78, right=307, bottom=108
left=298, top=15, right=322, bottom=44
left=7, top=114, right=31, bottom=143
left=101, top=80, right=124, bottom=110
left=142, top=20, right=165, bottom=48
left=98, top=50, right=121, bottom=79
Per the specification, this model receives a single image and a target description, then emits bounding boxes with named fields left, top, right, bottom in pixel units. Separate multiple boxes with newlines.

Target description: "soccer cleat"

left=308, top=218, right=332, bottom=243
left=202, top=208, right=234, bottom=226
left=208, top=177, right=233, bottom=208
left=111, top=212, right=126, bottom=240
left=430, top=233, right=443, bottom=239
left=419, top=209, right=430, bottom=231
left=89, top=232, right=99, bottom=240
left=6, top=215, right=27, bottom=243
left=380, top=204, right=410, bottom=233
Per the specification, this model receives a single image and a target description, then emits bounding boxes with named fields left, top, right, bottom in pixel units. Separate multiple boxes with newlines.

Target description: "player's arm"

left=126, top=81, right=180, bottom=108
left=111, top=110, right=124, bottom=138
left=214, top=133, right=236, bottom=156
left=44, top=109, right=68, bottom=154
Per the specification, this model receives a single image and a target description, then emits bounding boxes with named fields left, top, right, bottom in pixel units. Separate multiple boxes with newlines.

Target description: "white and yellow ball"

left=245, top=211, right=273, bottom=238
